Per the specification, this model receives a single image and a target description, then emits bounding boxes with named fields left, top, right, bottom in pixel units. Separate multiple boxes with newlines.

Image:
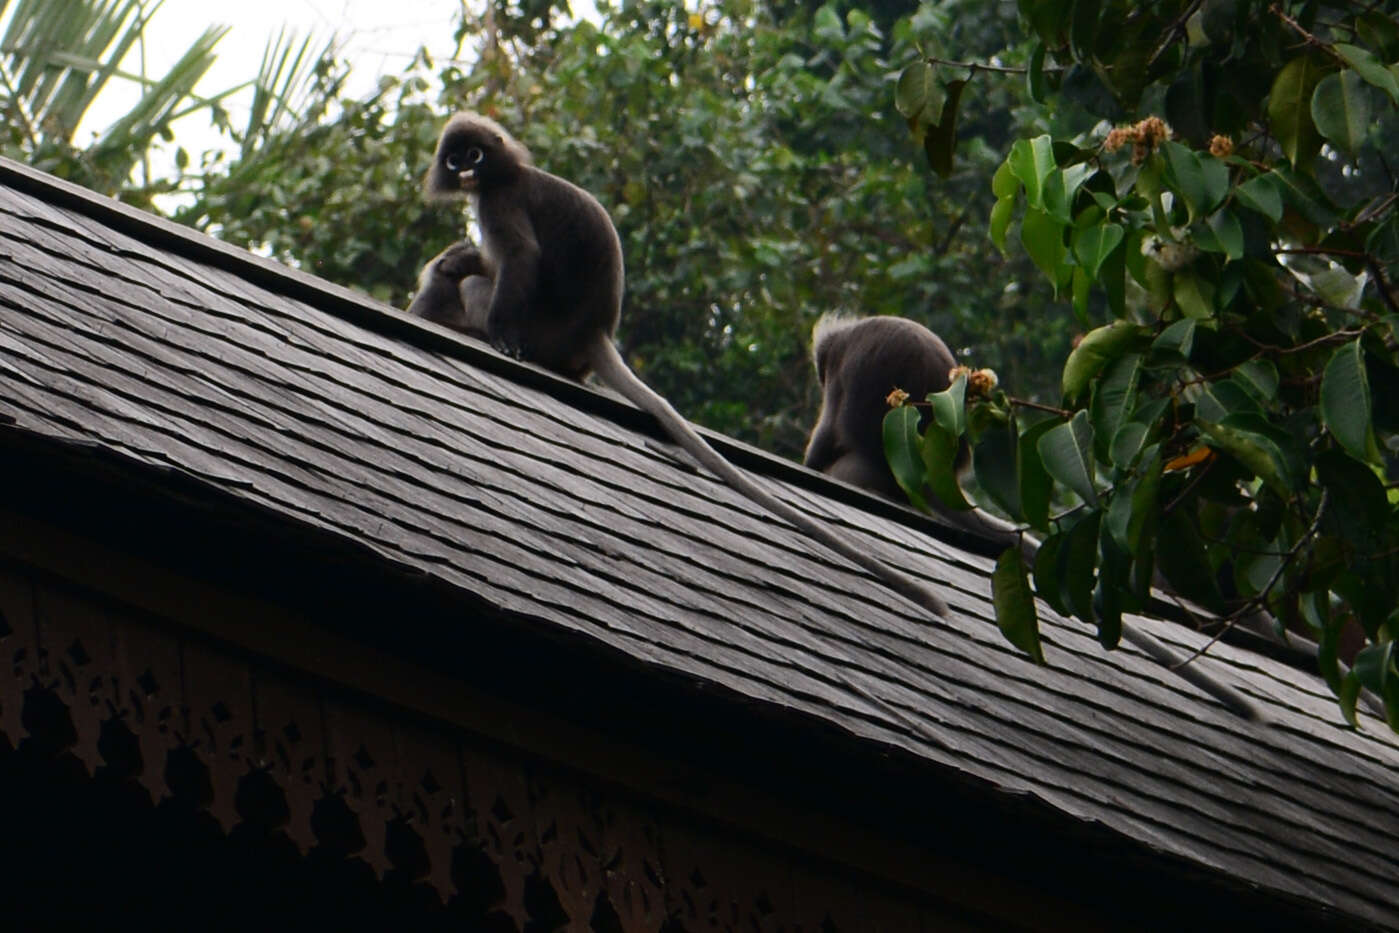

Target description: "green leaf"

left=990, top=197, right=1014, bottom=252
left=1199, top=155, right=1229, bottom=213
left=1018, top=418, right=1056, bottom=533
left=1235, top=173, right=1283, bottom=222
left=883, top=406, right=931, bottom=511
left=1008, top=135, right=1057, bottom=210
left=1057, top=512, right=1101, bottom=624
left=1197, top=418, right=1296, bottom=498
left=1100, top=236, right=1126, bottom=316
left=923, top=79, right=967, bottom=177
left=992, top=547, right=1045, bottom=664
left=1110, top=421, right=1149, bottom=468
left=991, top=159, right=1019, bottom=199
left=921, top=423, right=973, bottom=511
left=895, top=61, right=941, bottom=120
left=1162, top=141, right=1207, bottom=220
left=1320, top=339, right=1375, bottom=463
left=974, top=417, right=1022, bottom=518
left=929, top=372, right=967, bottom=436
left=1207, top=207, right=1244, bottom=261
left=1268, top=55, right=1327, bottom=170
left=1033, top=532, right=1069, bottom=616
left=1061, top=322, right=1150, bottom=404
left=1173, top=269, right=1215, bottom=319
left=1195, top=380, right=1262, bottom=422
left=1311, top=70, right=1372, bottom=155
left=1272, top=164, right=1337, bottom=227
left=1105, top=482, right=1136, bottom=553
left=814, top=4, right=844, bottom=40
left=1150, top=319, right=1196, bottom=364
left=1338, top=670, right=1362, bottom=728
left=1127, top=451, right=1162, bottom=557
left=1072, top=265, right=1091, bottom=319
left=1089, top=352, right=1142, bottom=464
left=1351, top=641, right=1396, bottom=696
left=1038, top=411, right=1099, bottom=507
left=1232, top=359, right=1279, bottom=403
left=1027, top=41, right=1048, bottom=103
left=1021, top=208, right=1069, bottom=288
left=1043, top=163, right=1092, bottom=224
left=1334, top=43, right=1399, bottom=105
left=1094, top=537, right=1125, bottom=648
left=1071, top=222, right=1124, bottom=279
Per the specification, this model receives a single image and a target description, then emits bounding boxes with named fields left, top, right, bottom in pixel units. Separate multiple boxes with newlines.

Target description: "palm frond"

left=94, top=23, right=227, bottom=179
left=242, top=27, right=342, bottom=158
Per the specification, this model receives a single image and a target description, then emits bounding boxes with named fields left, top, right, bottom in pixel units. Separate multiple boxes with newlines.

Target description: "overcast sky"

left=85, top=1, right=472, bottom=157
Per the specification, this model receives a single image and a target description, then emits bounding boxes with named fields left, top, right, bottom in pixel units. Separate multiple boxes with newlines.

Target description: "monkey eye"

left=445, top=147, right=486, bottom=172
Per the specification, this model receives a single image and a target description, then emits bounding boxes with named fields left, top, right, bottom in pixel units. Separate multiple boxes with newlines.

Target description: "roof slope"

left=1, top=159, right=1397, bottom=928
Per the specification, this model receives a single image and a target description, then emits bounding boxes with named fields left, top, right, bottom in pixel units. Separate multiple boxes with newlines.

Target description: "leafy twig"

left=1148, top=0, right=1204, bottom=69
left=923, top=55, right=1060, bottom=76
left=1008, top=397, right=1072, bottom=417
left=1239, top=327, right=1364, bottom=355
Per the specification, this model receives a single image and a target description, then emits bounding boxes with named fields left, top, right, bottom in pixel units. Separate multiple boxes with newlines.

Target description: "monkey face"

left=424, top=112, right=533, bottom=200
left=444, top=144, right=486, bottom=191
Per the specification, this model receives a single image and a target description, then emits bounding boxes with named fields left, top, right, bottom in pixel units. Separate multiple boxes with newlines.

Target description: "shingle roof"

left=1, top=158, right=1396, bottom=929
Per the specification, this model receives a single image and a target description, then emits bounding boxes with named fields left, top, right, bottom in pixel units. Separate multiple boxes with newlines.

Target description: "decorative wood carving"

left=0, top=565, right=927, bottom=931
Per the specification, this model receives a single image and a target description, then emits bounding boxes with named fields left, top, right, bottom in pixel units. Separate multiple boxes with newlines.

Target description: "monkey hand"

left=433, top=241, right=487, bottom=281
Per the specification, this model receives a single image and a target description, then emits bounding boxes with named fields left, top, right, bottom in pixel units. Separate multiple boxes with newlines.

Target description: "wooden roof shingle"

left=1, top=157, right=1396, bottom=929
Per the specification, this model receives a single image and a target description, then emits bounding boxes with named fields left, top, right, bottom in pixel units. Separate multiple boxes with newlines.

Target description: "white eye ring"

left=445, top=147, right=485, bottom=172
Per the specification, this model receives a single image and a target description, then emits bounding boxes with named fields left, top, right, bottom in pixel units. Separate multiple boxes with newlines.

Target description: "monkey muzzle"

left=457, top=169, right=479, bottom=192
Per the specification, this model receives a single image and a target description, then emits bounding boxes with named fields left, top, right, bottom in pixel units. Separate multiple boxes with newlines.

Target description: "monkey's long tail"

left=591, top=341, right=951, bottom=619
left=1119, top=627, right=1261, bottom=721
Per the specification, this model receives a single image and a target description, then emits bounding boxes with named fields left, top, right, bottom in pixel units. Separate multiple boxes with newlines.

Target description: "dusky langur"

left=407, top=112, right=953, bottom=618
left=407, top=240, right=493, bottom=335
left=805, top=314, right=961, bottom=502
left=803, top=314, right=1261, bottom=720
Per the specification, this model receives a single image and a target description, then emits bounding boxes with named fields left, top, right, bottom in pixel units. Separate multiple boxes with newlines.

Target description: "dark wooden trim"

left=0, top=504, right=1068, bottom=929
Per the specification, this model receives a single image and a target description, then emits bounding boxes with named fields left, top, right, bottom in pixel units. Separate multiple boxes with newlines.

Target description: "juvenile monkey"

left=407, top=112, right=953, bottom=618
left=804, top=314, right=1260, bottom=719
left=407, top=241, right=493, bottom=335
